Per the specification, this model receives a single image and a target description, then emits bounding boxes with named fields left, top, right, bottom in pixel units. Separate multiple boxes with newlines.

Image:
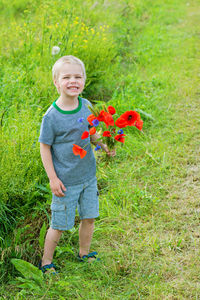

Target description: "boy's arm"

left=90, top=133, right=116, bottom=157
left=40, top=143, right=66, bottom=197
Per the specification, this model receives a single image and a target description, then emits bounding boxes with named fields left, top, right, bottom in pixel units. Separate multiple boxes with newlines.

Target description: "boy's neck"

left=56, top=95, right=79, bottom=111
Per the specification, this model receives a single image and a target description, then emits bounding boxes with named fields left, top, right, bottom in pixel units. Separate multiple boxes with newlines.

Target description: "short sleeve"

left=38, top=116, right=55, bottom=145
left=86, top=99, right=93, bottom=109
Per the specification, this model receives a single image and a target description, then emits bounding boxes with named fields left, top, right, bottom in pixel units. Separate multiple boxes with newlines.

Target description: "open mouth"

left=67, top=86, right=79, bottom=90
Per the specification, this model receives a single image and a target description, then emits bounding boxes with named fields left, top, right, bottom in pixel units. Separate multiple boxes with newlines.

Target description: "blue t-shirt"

left=38, top=97, right=96, bottom=185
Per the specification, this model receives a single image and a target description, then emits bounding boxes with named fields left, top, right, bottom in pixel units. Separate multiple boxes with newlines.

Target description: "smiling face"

left=54, top=63, right=85, bottom=98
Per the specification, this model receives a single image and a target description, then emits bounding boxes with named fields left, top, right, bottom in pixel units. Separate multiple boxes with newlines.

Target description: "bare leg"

left=42, top=227, right=63, bottom=267
left=79, top=218, right=95, bottom=258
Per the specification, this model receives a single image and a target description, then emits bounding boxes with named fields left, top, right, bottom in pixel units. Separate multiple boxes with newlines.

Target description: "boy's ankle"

left=79, top=251, right=88, bottom=258
left=42, top=259, right=52, bottom=267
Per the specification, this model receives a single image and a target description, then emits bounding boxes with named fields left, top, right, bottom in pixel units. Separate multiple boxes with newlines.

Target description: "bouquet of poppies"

left=72, top=104, right=143, bottom=159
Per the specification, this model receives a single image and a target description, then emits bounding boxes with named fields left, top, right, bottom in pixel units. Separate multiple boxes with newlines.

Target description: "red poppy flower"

left=114, top=134, right=126, bottom=143
left=115, top=111, right=140, bottom=128
left=72, top=144, right=87, bottom=159
left=135, top=119, right=143, bottom=131
left=107, top=106, right=116, bottom=115
left=97, top=110, right=114, bottom=127
left=103, top=131, right=112, bottom=137
left=81, top=131, right=89, bottom=139
left=97, top=110, right=106, bottom=122
left=115, top=118, right=128, bottom=128
left=103, top=112, right=114, bottom=128
left=89, top=127, right=96, bottom=135
left=87, top=114, right=96, bottom=126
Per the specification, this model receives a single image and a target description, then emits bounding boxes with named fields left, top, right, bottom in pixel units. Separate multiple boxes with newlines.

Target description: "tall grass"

left=0, top=0, right=120, bottom=107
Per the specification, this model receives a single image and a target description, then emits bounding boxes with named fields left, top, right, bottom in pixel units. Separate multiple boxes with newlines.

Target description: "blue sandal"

left=77, top=251, right=100, bottom=262
left=38, top=261, right=58, bottom=274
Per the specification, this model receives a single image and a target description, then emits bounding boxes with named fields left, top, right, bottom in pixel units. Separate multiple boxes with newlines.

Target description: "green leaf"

left=11, top=259, right=44, bottom=283
left=39, top=222, right=47, bottom=249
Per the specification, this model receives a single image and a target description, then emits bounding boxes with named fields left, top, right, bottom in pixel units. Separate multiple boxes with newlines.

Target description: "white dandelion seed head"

left=52, top=46, right=60, bottom=55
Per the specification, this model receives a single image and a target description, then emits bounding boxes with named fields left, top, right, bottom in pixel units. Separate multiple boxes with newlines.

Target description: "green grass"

left=1, top=0, right=200, bottom=298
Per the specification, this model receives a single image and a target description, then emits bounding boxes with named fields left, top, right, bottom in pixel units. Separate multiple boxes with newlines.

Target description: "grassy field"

left=0, top=0, right=200, bottom=298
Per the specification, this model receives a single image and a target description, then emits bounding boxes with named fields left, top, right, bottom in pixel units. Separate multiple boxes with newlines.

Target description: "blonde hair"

left=52, top=55, right=86, bottom=81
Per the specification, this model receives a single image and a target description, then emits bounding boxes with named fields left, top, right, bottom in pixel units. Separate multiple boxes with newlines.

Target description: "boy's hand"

left=50, top=177, right=66, bottom=197
left=102, top=144, right=116, bottom=157
left=107, top=149, right=116, bottom=157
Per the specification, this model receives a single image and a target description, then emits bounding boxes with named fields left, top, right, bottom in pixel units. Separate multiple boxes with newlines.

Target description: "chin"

left=64, top=93, right=79, bottom=98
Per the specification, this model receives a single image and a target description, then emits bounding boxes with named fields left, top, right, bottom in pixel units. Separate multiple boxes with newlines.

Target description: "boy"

left=38, top=55, right=115, bottom=273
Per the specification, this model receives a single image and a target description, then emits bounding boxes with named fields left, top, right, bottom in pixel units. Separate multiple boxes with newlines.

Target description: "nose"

left=69, top=76, right=76, bottom=83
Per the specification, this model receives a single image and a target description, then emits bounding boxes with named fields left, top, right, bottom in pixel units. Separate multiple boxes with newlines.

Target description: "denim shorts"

left=50, top=177, right=99, bottom=231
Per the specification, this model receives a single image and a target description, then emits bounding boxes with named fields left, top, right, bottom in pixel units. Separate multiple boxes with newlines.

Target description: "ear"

left=54, top=79, right=59, bottom=88
left=54, top=79, right=60, bottom=93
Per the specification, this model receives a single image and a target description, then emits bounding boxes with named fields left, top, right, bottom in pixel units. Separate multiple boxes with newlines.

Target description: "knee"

left=48, top=228, right=64, bottom=234
left=82, top=218, right=95, bottom=225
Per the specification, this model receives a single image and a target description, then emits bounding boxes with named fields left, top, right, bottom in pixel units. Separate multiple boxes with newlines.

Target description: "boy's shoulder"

left=81, top=97, right=90, bottom=103
left=43, top=105, right=55, bottom=119
left=81, top=97, right=92, bottom=108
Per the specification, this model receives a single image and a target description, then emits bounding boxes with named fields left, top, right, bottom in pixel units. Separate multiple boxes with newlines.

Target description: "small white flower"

left=52, top=46, right=60, bottom=55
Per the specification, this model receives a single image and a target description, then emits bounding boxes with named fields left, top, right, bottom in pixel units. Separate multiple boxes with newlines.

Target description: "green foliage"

left=10, top=259, right=71, bottom=298
left=0, top=0, right=118, bottom=106
left=11, top=259, right=43, bottom=284
left=39, top=222, right=47, bottom=249
left=0, top=201, right=17, bottom=237
left=0, top=106, right=41, bottom=199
